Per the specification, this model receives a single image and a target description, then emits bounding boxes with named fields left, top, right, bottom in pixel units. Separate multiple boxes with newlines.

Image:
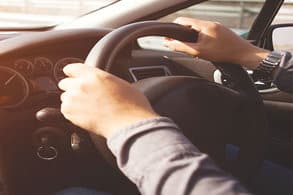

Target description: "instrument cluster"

left=12, top=57, right=84, bottom=81
left=0, top=57, right=83, bottom=109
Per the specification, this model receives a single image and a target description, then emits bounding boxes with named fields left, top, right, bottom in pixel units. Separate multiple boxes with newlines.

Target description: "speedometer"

left=14, top=59, right=34, bottom=75
left=54, top=57, right=83, bottom=82
left=0, top=67, right=29, bottom=108
left=34, top=57, right=53, bottom=73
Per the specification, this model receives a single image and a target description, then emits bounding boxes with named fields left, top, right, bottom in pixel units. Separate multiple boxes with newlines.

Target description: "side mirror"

left=263, top=24, right=293, bottom=52
left=272, top=26, right=293, bottom=52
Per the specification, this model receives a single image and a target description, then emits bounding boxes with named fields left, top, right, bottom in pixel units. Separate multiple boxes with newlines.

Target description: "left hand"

left=163, top=17, right=269, bottom=69
left=58, top=63, right=158, bottom=138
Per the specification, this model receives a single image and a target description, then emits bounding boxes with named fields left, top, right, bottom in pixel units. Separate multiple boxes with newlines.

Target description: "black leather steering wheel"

left=84, top=21, right=267, bottom=183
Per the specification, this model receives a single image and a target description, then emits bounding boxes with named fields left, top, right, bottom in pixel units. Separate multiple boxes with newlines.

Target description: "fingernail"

left=164, top=37, right=173, bottom=41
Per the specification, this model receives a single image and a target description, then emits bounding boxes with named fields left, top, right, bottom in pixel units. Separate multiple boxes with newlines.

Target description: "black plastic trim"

left=248, top=0, right=284, bottom=43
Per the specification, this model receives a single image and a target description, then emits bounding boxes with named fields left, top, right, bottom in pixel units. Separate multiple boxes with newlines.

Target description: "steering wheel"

left=37, top=21, right=266, bottom=184
left=82, top=21, right=267, bottom=183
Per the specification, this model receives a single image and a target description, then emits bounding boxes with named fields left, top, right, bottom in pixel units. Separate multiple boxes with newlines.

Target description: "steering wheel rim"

left=85, top=21, right=198, bottom=71
left=85, top=21, right=268, bottom=182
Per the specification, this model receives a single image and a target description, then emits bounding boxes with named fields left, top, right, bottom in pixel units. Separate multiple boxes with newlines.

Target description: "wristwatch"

left=254, top=51, right=284, bottom=82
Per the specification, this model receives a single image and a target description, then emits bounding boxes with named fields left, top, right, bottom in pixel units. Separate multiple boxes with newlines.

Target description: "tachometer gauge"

left=0, top=67, right=29, bottom=108
left=34, top=57, right=53, bottom=73
left=14, top=59, right=34, bottom=75
left=54, top=57, right=83, bottom=82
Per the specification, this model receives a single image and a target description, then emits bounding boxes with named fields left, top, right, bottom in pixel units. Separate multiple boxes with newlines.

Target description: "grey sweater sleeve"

left=107, top=117, right=250, bottom=195
left=273, top=51, right=293, bottom=94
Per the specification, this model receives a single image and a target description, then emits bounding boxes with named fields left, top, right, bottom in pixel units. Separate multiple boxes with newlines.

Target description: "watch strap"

left=254, top=51, right=284, bottom=82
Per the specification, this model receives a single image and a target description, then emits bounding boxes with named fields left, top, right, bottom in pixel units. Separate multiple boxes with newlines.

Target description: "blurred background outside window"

left=0, top=0, right=293, bottom=51
left=0, top=0, right=292, bottom=28
left=0, top=0, right=118, bottom=27
left=141, top=0, right=293, bottom=50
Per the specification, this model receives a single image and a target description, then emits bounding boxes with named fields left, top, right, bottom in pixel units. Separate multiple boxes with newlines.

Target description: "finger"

left=163, top=39, right=177, bottom=50
left=63, top=63, right=92, bottom=78
left=58, top=77, right=77, bottom=91
left=60, top=100, right=72, bottom=117
left=60, top=91, right=77, bottom=112
left=163, top=39, right=181, bottom=50
left=164, top=37, right=174, bottom=41
left=60, top=91, right=68, bottom=102
left=163, top=39, right=199, bottom=56
left=60, top=90, right=80, bottom=104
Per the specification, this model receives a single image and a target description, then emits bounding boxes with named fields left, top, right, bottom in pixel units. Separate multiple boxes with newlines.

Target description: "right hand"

left=163, top=17, right=269, bottom=70
left=58, top=63, right=158, bottom=138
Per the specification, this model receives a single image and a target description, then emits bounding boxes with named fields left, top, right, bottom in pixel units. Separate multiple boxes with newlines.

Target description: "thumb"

left=173, top=17, right=205, bottom=32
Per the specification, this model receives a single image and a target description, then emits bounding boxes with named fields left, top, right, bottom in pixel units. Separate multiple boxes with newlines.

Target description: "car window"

left=273, top=0, right=293, bottom=24
left=271, top=0, right=293, bottom=52
left=0, top=0, right=119, bottom=28
left=139, top=0, right=265, bottom=50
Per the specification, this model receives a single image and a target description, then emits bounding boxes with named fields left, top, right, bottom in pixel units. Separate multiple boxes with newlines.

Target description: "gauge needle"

left=4, top=73, right=17, bottom=86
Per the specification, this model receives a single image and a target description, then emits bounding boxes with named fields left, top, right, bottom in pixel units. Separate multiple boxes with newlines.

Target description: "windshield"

left=0, top=0, right=118, bottom=28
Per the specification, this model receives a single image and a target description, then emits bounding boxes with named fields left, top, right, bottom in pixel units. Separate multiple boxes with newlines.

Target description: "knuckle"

left=60, top=102, right=70, bottom=115
left=76, top=77, right=91, bottom=92
left=175, top=16, right=187, bottom=22
left=102, top=73, right=112, bottom=80
left=58, top=79, right=67, bottom=90
left=90, top=71, right=101, bottom=81
left=207, top=22, right=221, bottom=32
left=60, top=92, right=66, bottom=102
left=96, top=70, right=111, bottom=81
left=61, top=92, right=75, bottom=105
left=175, top=16, right=184, bottom=21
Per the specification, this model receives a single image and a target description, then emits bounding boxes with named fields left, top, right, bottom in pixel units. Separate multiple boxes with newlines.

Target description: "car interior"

left=0, top=0, right=291, bottom=195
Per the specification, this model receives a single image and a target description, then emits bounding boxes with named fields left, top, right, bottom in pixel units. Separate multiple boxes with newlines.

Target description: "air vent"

left=129, top=66, right=171, bottom=82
